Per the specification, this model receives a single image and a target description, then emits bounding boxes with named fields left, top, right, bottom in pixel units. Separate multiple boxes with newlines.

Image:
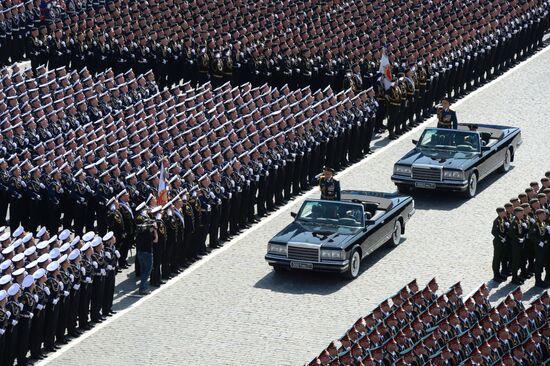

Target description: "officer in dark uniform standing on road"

left=319, top=166, right=341, bottom=201
left=491, top=207, right=509, bottom=283
left=508, top=207, right=528, bottom=285
left=530, top=209, right=549, bottom=288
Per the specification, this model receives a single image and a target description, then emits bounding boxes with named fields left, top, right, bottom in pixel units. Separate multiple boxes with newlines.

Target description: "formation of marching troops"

left=0, top=225, right=119, bottom=366
left=308, top=279, right=550, bottom=366
left=491, top=172, right=550, bottom=288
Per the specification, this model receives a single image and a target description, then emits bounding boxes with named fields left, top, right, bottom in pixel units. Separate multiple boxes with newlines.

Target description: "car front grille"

left=287, top=244, right=319, bottom=262
left=412, top=166, right=442, bottom=181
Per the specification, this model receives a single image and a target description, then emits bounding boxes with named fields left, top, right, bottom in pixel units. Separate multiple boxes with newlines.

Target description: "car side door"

left=360, top=213, right=394, bottom=256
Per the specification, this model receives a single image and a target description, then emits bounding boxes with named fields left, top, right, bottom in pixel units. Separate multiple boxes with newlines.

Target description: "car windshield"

left=417, top=128, right=480, bottom=158
left=296, top=200, right=364, bottom=227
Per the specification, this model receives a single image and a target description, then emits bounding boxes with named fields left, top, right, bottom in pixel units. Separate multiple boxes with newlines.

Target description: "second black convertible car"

left=391, top=124, right=522, bottom=198
left=265, top=191, right=415, bottom=279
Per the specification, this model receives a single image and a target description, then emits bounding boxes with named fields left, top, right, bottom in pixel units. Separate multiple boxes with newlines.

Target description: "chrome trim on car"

left=411, top=165, right=443, bottom=182
left=287, top=242, right=320, bottom=262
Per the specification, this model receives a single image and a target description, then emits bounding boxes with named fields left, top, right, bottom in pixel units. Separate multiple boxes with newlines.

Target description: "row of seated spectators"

left=307, top=279, right=549, bottom=366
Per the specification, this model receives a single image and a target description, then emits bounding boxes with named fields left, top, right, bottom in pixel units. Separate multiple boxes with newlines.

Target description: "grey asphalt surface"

left=41, top=44, right=550, bottom=366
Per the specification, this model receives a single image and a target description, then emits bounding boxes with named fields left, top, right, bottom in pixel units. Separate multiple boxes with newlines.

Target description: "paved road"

left=43, top=45, right=550, bottom=366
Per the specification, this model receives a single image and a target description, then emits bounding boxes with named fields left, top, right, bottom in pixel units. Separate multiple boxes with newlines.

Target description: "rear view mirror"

left=290, top=212, right=297, bottom=218
left=412, top=139, right=418, bottom=145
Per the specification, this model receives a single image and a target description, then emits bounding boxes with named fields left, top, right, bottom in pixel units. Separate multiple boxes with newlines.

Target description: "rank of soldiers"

left=0, top=225, right=118, bottom=366
left=307, top=279, right=549, bottom=366
left=491, top=172, right=550, bottom=288
left=0, top=0, right=548, bottom=95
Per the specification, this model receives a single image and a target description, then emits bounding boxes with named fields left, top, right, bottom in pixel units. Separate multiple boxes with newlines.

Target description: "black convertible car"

left=264, top=191, right=415, bottom=279
left=391, top=124, right=522, bottom=198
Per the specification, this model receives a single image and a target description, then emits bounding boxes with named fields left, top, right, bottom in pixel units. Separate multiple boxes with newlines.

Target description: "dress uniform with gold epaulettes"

left=182, top=198, right=196, bottom=264
left=43, top=274, right=60, bottom=352
left=106, top=206, right=125, bottom=254
left=319, top=175, right=341, bottom=201
left=118, top=200, right=134, bottom=267
left=102, top=240, right=119, bottom=316
left=151, top=214, right=166, bottom=287
left=172, top=204, right=186, bottom=270
left=96, top=181, right=114, bottom=234
left=90, top=249, right=106, bottom=323
left=162, top=210, right=179, bottom=278
left=0, top=165, right=11, bottom=226
left=4, top=295, right=21, bottom=366
left=206, top=184, right=221, bottom=248
left=491, top=213, right=509, bottom=282
left=8, top=174, right=25, bottom=232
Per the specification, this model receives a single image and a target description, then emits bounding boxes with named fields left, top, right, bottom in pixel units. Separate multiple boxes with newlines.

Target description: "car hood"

left=270, top=221, right=360, bottom=249
left=397, top=148, right=477, bottom=170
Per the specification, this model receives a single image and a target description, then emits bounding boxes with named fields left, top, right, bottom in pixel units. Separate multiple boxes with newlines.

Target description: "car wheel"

left=272, top=265, right=287, bottom=273
left=396, top=184, right=410, bottom=194
left=498, top=149, right=512, bottom=173
left=463, top=173, right=478, bottom=198
left=344, top=249, right=361, bottom=280
left=387, top=219, right=403, bottom=247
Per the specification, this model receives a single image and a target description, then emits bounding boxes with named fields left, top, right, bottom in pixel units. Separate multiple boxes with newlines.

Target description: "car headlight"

left=393, top=165, right=411, bottom=176
left=320, top=249, right=345, bottom=260
left=443, top=170, right=464, bottom=180
left=267, top=243, right=287, bottom=256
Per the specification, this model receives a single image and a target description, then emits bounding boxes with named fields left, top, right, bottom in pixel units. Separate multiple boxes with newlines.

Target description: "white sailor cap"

left=37, top=253, right=50, bottom=264
left=91, top=237, right=102, bottom=248
left=82, top=231, right=95, bottom=242
left=136, top=202, right=147, bottom=212
left=102, top=231, right=114, bottom=242
left=12, top=253, right=25, bottom=263
left=36, top=241, right=49, bottom=250
left=33, top=268, right=46, bottom=280
left=35, top=227, right=47, bottom=238
left=0, top=259, right=12, bottom=271
left=1, top=246, right=14, bottom=256
left=58, top=229, right=71, bottom=241
left=24, top=246, right=36, bottom=257
left=25, top=260, right=38, bottom=271
left=12, top=239, right=23, bottom=250
left=49, top=248, right=60, bottom=260
left=12, top=226, right=24, bottom=238
left=70, top=236, right=80, bottom=247
left=0, top=274, right=12, bottom=286
left=58, top=254, right=68, bottom=264
left=12, top=267, right=25, bottom=277
left=81, top=243, right=91, bottom=252
left=150, top=206, right=162, bottom=214
left=47, top=235, right=58, bottom=244
left=0, top=232, right=10, bottom=242
left=7, top=283, right=20, bottom=296
left=22, top=232, right=33, bottom=244
left=59, top=243, right=71, bottom=253
left=46, top=261, right=59, bottom=272
left=0, top=290, right=7, bottom=302
left=22, top=274, right=34, bottom=289
left=68, top=249, right=80, bottom=261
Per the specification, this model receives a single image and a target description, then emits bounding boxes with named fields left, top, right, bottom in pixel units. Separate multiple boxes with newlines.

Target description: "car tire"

left=498, top=148, right=512, bottom=173
left=272, top=265, right=287, bottom=274
left=463, top=173, right=478, bottom=198
left=387, top=219, right=403, bottom=247
left=343, top=249, right=361, bottom=280
left=396, top=184, right=410, bottom=194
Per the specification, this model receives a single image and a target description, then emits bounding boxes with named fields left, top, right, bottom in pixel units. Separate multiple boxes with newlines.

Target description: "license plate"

left=290, top=262, right=314, bottom=270
left=415, top=182, right=436, bottom=189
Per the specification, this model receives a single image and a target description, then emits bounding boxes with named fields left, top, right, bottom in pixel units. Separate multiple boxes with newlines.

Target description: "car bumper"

left=264, top=254, right=349, bottom=273
left=391, top=175, right=469, bottom=191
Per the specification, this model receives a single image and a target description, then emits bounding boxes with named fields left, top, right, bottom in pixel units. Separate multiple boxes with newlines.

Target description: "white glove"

left=58, top=282, right=64, bottom=291
left=29, top=313, right=34, bottom=319
left=81, top=267, right=86, bottom=275
left=101, top=269, right=106, bottom=276
left=107, top=265, right=113, bottom=271
left=44, top=287, right=50, bottom=296
left=11, top=320, right=18, bottom=326
left=519, top=238, right=524, bottom=243
left=546, top=226, right=550, bottom=234
left=37, top=304, right=44, bottom=311
left=522, top=223, right=528, bottom=229
left=105, top=252, right=112, bottom=260
left=115, top=250, right=121, bottom=258
left=504, top=222, right=510, bottom=228
left=86, top=277, right=92, bottom=283
left=52, top=299, right=59, bottom=305
left=209, top=191, right=216, bottom=199
left=93, top=261, right=98, bottom=269
left=73, top=284, right=80, bottom=290
left=228, top=192, right=232, bottom=199
left=69, top=274, right=74, bottom=282
left=539, top=242, right=545, bottom=248
left=64, top=291, right=69, bottom=297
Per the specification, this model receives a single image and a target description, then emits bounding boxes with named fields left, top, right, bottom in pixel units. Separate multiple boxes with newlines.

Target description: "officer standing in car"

left=319, top=167, right=341, bottom=201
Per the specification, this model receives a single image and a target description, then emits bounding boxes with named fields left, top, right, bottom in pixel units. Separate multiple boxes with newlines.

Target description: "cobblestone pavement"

left=42, top=45, right=550, bottom=366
